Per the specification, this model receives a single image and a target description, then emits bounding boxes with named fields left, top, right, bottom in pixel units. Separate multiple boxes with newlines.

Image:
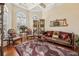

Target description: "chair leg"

left=8, top=39, right=10, bottom=46
left=7, top=40, right=9, bottom=47
left=12, top=38, right=15, bottom=45
left=21, top=38, right=22, bottom=43
left=13, top=41, right=15, bottom=45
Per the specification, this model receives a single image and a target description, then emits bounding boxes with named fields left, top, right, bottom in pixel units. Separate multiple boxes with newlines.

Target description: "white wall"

left=44, top=3, right=79, bottom=35
left=4, top=3, right=79, bottom=35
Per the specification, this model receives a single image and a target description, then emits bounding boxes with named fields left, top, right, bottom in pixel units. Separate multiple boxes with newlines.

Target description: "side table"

left=27, top=35, right=40, bottom=40
left=27, top=35, right=34, bottom=40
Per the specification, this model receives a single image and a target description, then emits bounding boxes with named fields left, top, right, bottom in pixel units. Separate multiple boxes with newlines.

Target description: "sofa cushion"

left=59, top=32, right=73, bottom=43
left=59, top=33, right=68, bottom=40
left=52, top=31, right=59, bottom=39
left=46, top=31, right=53, bottom=37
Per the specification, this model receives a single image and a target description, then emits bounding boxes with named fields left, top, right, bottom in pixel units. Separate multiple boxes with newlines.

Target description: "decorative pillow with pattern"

left=52, top=31, right=59, bottom=39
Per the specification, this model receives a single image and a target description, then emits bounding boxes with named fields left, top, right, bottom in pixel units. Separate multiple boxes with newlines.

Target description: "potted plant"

left=19, top=25, right=27, bottom=33
left=76, top=36, right=79, bottom=46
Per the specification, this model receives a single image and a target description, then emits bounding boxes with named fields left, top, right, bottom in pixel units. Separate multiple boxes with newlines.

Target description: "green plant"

left=76, top=37, right=79, bottom=46
left=19, top=25, right=27, bottom=33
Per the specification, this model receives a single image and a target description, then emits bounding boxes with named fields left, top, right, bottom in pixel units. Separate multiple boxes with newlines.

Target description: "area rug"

left=15, top=40, right=78, bottom=56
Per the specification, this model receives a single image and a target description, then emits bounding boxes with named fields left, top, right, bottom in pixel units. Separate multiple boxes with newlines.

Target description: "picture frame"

left=50, top=18, right=68, bottom=27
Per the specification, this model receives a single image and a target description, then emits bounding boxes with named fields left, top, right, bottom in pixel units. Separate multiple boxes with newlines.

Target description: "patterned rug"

left=15, top=40, right=78, bottom=56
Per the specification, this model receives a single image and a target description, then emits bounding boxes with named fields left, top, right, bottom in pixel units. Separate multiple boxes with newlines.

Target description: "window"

left=16, top=11, right=27, bottom=34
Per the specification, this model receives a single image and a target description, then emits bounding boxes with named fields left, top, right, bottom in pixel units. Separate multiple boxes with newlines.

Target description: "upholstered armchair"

left=8, top=29, right=16, bottom=37
left=7, top=29, right=16, bottom=45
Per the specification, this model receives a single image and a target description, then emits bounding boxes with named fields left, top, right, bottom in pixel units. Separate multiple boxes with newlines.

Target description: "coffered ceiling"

left=14, top=3, right=62, bottom=12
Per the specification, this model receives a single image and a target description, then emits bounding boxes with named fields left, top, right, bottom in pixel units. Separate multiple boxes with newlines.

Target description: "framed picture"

left=50, top=18, right=68, bottom=27
left=53, top=21, right=60, bottom=26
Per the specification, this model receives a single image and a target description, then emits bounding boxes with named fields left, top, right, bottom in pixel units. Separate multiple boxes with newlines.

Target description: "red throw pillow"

left=60, top=33, right=69, bottom=40
left=47, top=31, right=52, bottom=37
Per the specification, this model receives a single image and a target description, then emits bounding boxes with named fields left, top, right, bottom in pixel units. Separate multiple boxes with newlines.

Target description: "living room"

left=0, top=3, right=79, bottom=56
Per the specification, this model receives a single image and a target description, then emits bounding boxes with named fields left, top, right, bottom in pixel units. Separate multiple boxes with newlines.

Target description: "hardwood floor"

left=3, top=39, right=26, bottom=56
left=4, top=45, right=19, bottom=56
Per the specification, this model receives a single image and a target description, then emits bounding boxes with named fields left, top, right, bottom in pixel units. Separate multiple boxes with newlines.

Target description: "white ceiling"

left=14, top=3, right=62, bottom=12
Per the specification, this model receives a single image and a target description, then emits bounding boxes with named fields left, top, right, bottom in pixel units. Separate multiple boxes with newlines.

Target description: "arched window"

left=16, top=11, right=27, bottom=33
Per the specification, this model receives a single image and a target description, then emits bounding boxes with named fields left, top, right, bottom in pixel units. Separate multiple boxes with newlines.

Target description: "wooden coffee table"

left=27, top=35, right=40, bottom=40
left=27, top=35, right=34, bottom=40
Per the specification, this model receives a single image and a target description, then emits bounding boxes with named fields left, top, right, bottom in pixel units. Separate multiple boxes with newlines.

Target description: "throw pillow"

left=59, top=33, right=70, bottom=42
left=52, top=31, right=59, bottom=39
